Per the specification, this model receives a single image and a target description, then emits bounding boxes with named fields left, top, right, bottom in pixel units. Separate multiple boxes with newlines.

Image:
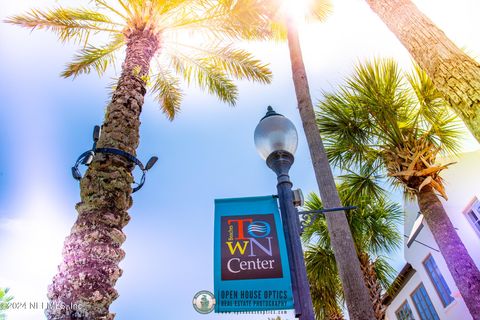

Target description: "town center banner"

left=214, top=196, right=294, bottom=312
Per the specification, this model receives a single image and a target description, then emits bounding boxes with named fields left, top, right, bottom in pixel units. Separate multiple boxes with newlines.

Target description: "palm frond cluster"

left=317, top=59, right=463, bottom=199
left=0, top=288, right=13, bottom=317
left=6, top=0, right=279, bottom=119
left=302, top=187, right=402, bottom=320
left=383, top=134, right=453, bottom=199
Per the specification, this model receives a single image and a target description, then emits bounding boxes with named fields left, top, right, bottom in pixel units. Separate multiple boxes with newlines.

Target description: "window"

left=465, top=198, right=480, bottom=235
left=411, top=283, right=440, bottom=320
left=467, top=210, right=480, bottom=232
left=423, top=255, right=454, bottom=307
left=396, top=301, right=415, bottom=320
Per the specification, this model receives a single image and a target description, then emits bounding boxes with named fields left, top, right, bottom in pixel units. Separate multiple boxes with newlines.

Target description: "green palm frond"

left=169, top=50, right=238, bottom=105
left=166, top=0, right=282, bottom=41
left=301, top=192, right=331, bottom=247
left=122, top=0, right=181, bottom=32
left=62, top=33, right=125, bottom=78
left=338, top=162, right=386, bottom=204
left=168, top=43, right=272, bottom=83
left=317, top=58, right=464, bottom=200
left=302, top=186, right=402, bottom=256
left=5, top=7, right=122, bottom=44
left=373, top=256, right=397, bottom=290
left=0, top=288, right=13, bottom=316
left=306, top=0, right=333, bottom=22
left=0, top=288, right=12, bottom=302
left=199, top=45, right=272, bottom=83
left=358, top=198, right=402, bottom=255
left=305, top=244, right=344, bottom=319
left=8, top=0, right=276, bottom=119
left=406, top=65, right=464, bottom=155
left=406, top=64, right=444, bottom=123
left=316, top=90, right=373, bottom=168
left=347, top=58, right=411, bottom=146
left=126, top=0, right=151, bottom=14
left=423, top=111, right=464, bottom=155
left=224, top=0, right=285, bottom=40
left=302, top=188, right=401, bottom=318
left=150, top=68, right=183, bottom=120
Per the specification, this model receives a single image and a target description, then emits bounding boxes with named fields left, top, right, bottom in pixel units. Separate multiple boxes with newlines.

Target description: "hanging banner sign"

left=214, top=196, right=294, bottom=312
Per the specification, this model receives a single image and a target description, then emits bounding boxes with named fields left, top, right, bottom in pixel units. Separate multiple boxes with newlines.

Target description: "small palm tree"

left=316, top=58, right=480, bottom=318
left=6, top=1, right=274, bottom=319
left=303, top=182, right=402, bottom=320
left=0, top=288, right=13, bottom=320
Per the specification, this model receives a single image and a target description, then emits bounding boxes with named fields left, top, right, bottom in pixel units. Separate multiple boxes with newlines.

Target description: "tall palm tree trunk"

left=46, top=30, right=159, bottom=320
left=418, top=186, right=480, bottom=319
left=358, top=253, right=386, bottom=320
left=364, top=0, right=480, bottom=142
left=285, top=19, right=375, bottom=320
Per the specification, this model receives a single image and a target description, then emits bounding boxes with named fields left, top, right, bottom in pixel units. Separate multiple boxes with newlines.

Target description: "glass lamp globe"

left=254, top=106, right=298, bottom=160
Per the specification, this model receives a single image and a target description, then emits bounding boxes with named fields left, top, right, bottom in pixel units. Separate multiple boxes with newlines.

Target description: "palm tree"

left=316, top=58, right=480, bottom=319
left=6, top=1, right=274, bottom=318
left=303, top=180, right=402, bottom=320
left=260, top=2, right=376, bottom=318
left=364, top=0, right=480, bottom=142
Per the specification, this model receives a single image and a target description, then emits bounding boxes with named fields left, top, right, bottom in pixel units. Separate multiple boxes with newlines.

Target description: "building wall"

left=386, top=150, right=480, bottom=320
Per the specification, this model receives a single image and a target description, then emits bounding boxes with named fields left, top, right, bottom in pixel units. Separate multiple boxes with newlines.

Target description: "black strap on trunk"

left=71, top=126, right=157, bottom=193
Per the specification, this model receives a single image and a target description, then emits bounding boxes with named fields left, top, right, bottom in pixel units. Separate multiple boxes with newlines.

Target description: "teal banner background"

left=214, top=196, right=294, bottom=312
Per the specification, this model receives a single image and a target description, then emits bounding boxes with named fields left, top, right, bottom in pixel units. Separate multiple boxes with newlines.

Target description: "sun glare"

left=282, top=0, right=313, bottom=22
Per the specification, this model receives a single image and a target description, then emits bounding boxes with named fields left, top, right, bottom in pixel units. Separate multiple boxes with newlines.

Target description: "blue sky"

left=0, top=0, right=479, bottom=319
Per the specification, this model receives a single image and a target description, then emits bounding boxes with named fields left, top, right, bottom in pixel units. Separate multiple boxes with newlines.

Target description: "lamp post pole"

left=267, top=151, right=314, bottom=320
left=254, top=106, right=314, bottom=320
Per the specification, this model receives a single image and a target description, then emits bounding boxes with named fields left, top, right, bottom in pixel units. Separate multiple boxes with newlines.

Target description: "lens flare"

left=282, top=0, right=313, bottom=22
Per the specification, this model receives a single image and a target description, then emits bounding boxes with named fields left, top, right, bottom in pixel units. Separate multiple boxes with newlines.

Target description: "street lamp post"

left=254, top=106, right=315, bottom=320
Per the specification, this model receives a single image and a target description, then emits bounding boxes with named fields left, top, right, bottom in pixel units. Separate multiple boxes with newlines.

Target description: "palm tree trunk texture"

left=365, top=0, right=480, bottom=142
left=418, top=186, right=480, bottom=319
left=358, top=253, right=386, bottom=320
left=46, top=30, right=159, bottom=320
left=285, top=19, right=376, bottom=320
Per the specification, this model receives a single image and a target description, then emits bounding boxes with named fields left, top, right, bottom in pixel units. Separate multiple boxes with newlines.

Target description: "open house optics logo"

left=214, top=196, right=293, bottom=313
left=221, top=214, right=283, bottom=280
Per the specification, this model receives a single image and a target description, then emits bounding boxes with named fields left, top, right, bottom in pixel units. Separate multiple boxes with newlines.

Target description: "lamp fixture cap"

left=260, top=106, right=283, bottom=121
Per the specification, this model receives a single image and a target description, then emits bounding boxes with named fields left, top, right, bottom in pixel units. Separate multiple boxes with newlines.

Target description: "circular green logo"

left=192, top=290, right=216, bottom=314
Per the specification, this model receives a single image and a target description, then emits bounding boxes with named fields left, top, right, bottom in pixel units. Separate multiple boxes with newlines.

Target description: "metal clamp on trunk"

left=71, top=125, right=158, bottom=193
